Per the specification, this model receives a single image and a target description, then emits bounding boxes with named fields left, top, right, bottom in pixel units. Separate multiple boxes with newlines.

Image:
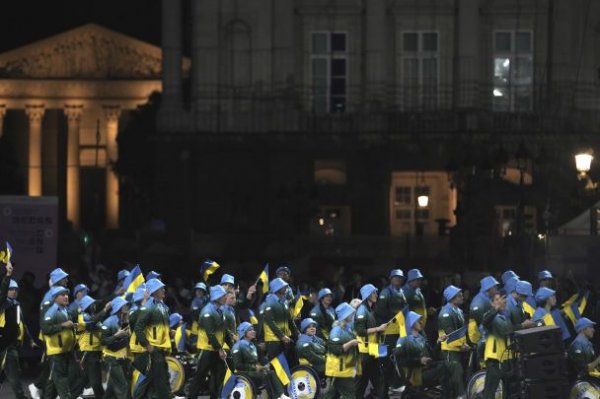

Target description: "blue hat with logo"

left=275, top=265, right=291, bottom=275
left=49, top=268, right=69, bottom=286
left=301, top=318, right=318, bottom=332
left=238, top=321, right=254, bottom=338
left=117, top=269, right=130, bottom=282
left=194, top=282, right=207, bottom=292
left=360, top=284, right=378, bottom=300
left=515, top=281, right=533, bottom=297
left=535, top=287, right=556, bottom=303
left=220, top=274, right=235, bottom=285
left=146, top=271, right=161, bottom=281
left=269, top=278, right=288, bottom=294
left=79, top=295, right=96, bottom=312
left=132, top=284, right=146, bottom=303
left=335, top=302, right=355, bottom=321
left=110, top=297, right=128, bottom=315
left=49, top=286, right=68, bottom=299
left=318, top=288, right=332, bottom=301
left=443, top=285, right=462, bottom=302
left=9, top=279, right=18, bottom=289
left=575, top=317, right=596, bottom=333
left=169, top=313, right=183, bottom=328
left=480, top=276, right=499, bottom=293
left=407, top=269, right=424, bottom=282
left=390, top=269, right=405, bottom=279
left=73, top=284, right=89, bottom=297
left=504, top=277, right=519, bottom=294
left=501, top=270, right=519, bottom=285
left=406, top=311, right=423, bottom=330
left=210, top=285, right=227, bottom=302
left=538, top=270, right=554, bottom=281
left=146, top=278, right=165, bottom=296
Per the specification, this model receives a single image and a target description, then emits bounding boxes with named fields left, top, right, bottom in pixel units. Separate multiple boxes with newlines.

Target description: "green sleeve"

left=327, top=338, right=345, bottom=356
left=374, top=291, right=389, bottom=323
left=494, top=315, right=514, bottom=336
left=437, top=313, right=455, bottom=335
left=0, top=276, right=9, bottom=310
left=101, top=325, right=118, bottom=346
left=41, top=312, right=64, bottom=335
left=469, top=306, right=483, bottom=324
left=298, top=344, right=325, bottom=366
left=289, top=314, right=300, bottom=337
left=203, top=314, right=223, bottom=350
left=354, top=312, right=368, bottom=337
left=263, top=305, right=285, bottom=339
left=481, top=309, right=497, bottom=331
left=134, top=308, right=150, bottom=347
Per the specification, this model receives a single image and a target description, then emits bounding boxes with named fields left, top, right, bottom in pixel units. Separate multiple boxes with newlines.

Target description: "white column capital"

left=64, top=104, right=83, bottom=122
left=25, top=104, right=45, bottom=123
left=103, top=105, right=122, bottom=123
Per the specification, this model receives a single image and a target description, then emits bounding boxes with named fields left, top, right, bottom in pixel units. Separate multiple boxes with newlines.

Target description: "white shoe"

left=389, top=385, right=406, bottom=394
left=173, top=396, right=186, bottom=399
left=28, top=383, right=41, bottom=399
left=279, top=395, right=291, bottom=399
left=82, top=387, right=94, bottom=396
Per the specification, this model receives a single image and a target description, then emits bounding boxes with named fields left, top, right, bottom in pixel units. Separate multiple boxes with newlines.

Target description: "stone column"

left=25, top=104, right=45, bottom=197
left=160, top=0, right=183, bottom=115
left=64, top=105, right=83, bottom=229
left=104, top=105, right=121, bottom=229
left=0, top=105, right=6, bottom=138
left=457, top=0, right=480, bottom=109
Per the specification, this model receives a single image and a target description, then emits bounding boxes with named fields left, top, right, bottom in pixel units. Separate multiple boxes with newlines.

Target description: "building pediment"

left=0, top=23, right=189, bottom=79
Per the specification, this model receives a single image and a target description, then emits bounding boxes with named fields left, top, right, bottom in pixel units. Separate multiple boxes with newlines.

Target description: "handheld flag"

left=248, top=309, right=259, bottom=325
left=562, top=290, right=589, bottom=326
left=368, top=342, right=388, bottom=358
left=123, top=265, right=145, bottom=294
left=446, top=326, right=467, bottom=344
left=523, top=296, right=536, bottom=318
left=550, top=309, right=572, bottom=341
left=175, top=323, right=187, bottom=353
left=221, top=366, right=237, bottom=399
left=201, top=260, right=220, bottom=282
left=385, top=305, right=410, bottom=337
left=131, top=369, right=147, bottom=398
left=291, top=288, right=306, bottom=318
left=270, top=353, right=291, bottom=386
left=257, top=264, right=269, bottom=295
left=5, top=242, right=12, bottom=264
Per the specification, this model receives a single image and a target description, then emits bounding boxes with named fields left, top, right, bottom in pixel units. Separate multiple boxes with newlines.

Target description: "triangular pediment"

left=0, top=23, right=190, bottom=79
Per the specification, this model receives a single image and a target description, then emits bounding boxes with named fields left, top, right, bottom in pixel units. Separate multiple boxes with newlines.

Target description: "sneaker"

left=389, top=385, right=406, bottom=394
left=279, top=395, right=291, bottom=399
left=28, top=383, right=41, bottom=399
left=82, top=387, right=94, bottom=396
left=173, top=396, right=186, bottom=399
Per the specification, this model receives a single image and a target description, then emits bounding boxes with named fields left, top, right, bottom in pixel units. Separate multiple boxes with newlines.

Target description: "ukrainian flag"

left=131, top=369, right=147, bottom=397
left=221, top=367, right=237, bottom=399
left=175, top=323, right=187, bottom=353
left=368, top=342, right=388, bottom=358
left=201, top=260, right=220, bottom=282
left=523, top=297, right=536, bottom=318
left=543, top=310, right=571, bottom=341
left=124, top=265, right=145, bottom=294
left=446, top=325, right=467, bottom=345
left=270, top=353, right=291, bottom=386
left=248, top=309, right=259, bottom=325
left=258, top=264, right=269, bottom=295
left=5, top=242, right=12, bottom=264
left=562, top=290, right=589, bottom=326
left=385, top=305, right=409, bottom=337
left=291, top=288, right=307, bottom=318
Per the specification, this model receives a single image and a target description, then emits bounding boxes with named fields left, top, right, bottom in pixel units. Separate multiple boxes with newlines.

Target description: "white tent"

left=557, top=201, right=600, bottom=235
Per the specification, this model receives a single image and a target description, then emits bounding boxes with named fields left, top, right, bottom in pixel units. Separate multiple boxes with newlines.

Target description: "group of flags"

left=221, top=353, right=291, bottom=399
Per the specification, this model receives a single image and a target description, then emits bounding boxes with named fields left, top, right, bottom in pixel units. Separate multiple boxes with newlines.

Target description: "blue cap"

left=117, top=269, right=130, bottom=282
left=133, top=284, right=147, bottom=303
left=501, top=270, right=519, bottom=285
left=406, top=311, right=423, bottom=330
left=110, top=297, right=128, bottom=315
left=515, top=281, right=533, bottom=297
left=169, top=313, right=183, bottom=328
left=504, top=277, right=519, bottom=294
left=390, top=269, right=405, bottom=279
left=79, top=295, right=96, bottom=312
left=335, top=302, right=355, bottom=321
left=9, top=279, right=18, bottom=289
left=73, top=284, right=89, bottom=297
left=275, top=265, right=291, bottom=275
left=210, top=285, right=227, bottom=302
left=48, top=286, right=68, bottom=299
left=535, top=287, right=556, bottom=303
left=443, top=285, right=462, bottom=302
left=301, top=318, right=318, bottom=332
left=146, top=271, right=161, bottom=281
left=269, top=278, right=289, bottom=294
left=407, top=269, right=424, bottom=282
left=575, top=317, right=596, bottom=333
left=238, top=321, right=254, bottom=338
left=220, top=274, right=235, bottom=286
left=146, top=278, right=165, bottom=296
left=480, top=276, right=499, bottom=293
left=194, top=282, right=207, bottom=292
left=360, top=284, right=378, bottom=300
left=318, top=288, right=332, bottom=301
left=538, top=270, right=554, bottom=281
left=49, top=268, right=69, bottom=286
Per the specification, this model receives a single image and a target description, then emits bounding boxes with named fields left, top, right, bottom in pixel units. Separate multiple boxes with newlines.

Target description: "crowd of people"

left=0, top=257, right=599, bottom=399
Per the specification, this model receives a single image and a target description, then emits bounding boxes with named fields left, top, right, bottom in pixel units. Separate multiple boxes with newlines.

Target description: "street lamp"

left=574, top=149, right=597, bottom=190
left=417, top=192, right=429, bottom=208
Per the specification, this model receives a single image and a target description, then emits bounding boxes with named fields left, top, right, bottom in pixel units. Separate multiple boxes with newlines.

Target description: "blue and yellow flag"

left=221, top=367, right=237, bottom=399
left=542, top=310, right=571, bottom=341
left=5, top=242, right=12, bottom=264
left=562, top=290, right=589, bottom=326
left=131, top=369, right=147, bottom=398
left=270, top=353, right=291, bottom=386
left=175, top=323, right=187, bottom=353
left=523, top=296, right=536, bottom=318
left=368, top=342, right=388, bottom=358
left=201, top=260, right=220, bottom=282
left=258, top=264, right=269, bottom=295
left=124, top=265, right=145, bottom=294
left=385, top=305, right=410, bottom=337
left=291, top=288, right=308, bottom=319
left=447, top=325, right=467, bottom=344
left=248, top=309, right=259, bottom=325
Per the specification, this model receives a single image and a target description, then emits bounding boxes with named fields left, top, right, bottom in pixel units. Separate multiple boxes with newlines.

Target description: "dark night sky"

left=0, top=0, right=161, bottom=53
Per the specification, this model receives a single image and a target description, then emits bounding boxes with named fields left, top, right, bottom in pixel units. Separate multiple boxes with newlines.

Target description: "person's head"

left=80, top=296, right=96, bottom=315
left=111, top=297, right=129, bottom=317
left=301, top=318, right=318, bottom=336
left=318, top=288, right=333, bottom=307
left=275, top=265, right=291, bottom=282
left=220, top=274, right=235, bottom=293
left=117, top=269, right=130, bottom=285
left=133, top=284, right=147, bottom=305
left=443, top=285, right=463, bottom=306
left=210, top=285, right=228, bottom=306
left=407, top=269, right=424, bottom=288
left=269, top=278, right=289, bottom=299
left=407, top=311, right=423, bottom=333
left=7, top=279, right=18, bottom=299
left=576, top=318, right=596, bottom=339
left=169, top=313, right=183, bottom=329
left=146, top=278, right=166, bottom=301
left=335, top=302, right=355, bottom=324
left=360, top=284, right=378, bottom=304
left=538, top=270, right=554, bottom=288
left=514, top=281, right=533, bottom=303
left=194, top=282, right=207, bottom=298
left=50, top=286, right=69, bottom=307
left=389, top=269, right=405, bottom=288
left=480, top=276, right=499, bottom=298
left=491, top=292, right=507, bottom=311
left=49, top=268, right=69, bottom=288
left=146, top=271, right=161, bottom=281
left=535, top=287, right=556, bottom=308
left=238, top=322, right=255, bottom=340
left=226, top=291, right=236, bottom=306
left=501, top=270, right=519, bottom=286
left=73, top=284, right=89, bottom=302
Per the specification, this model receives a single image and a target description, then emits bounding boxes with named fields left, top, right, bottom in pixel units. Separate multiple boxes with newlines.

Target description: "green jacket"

left=402, top=285, right=426, bottom=315
left=263, top=294, right=299, bottom=342
left=197, top=302, right=233, bottom=351
left=569, top=334, right=598, bottom=378
left=232, top=338, right=263, bottom=372
left=101, top=314, right=129, bottom=358
left=482, top=309, right=513, bottom=361
left=296, top=333, right=326, bottom=373
left=395, top=334, right=434, bottom=368
left=309, top=303, right=336, bottom=340
left=375, top=284, right=407, bottom=326
left=223, top=304, right=237, bottom=341
left=41, top=303, right=76, bottom=355
left=134, top=298, right=171, bottom=350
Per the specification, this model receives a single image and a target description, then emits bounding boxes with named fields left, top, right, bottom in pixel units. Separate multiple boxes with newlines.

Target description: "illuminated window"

left=314, top=160, right=347, bottom=185
left=493, top=31, right=533, bottom=111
